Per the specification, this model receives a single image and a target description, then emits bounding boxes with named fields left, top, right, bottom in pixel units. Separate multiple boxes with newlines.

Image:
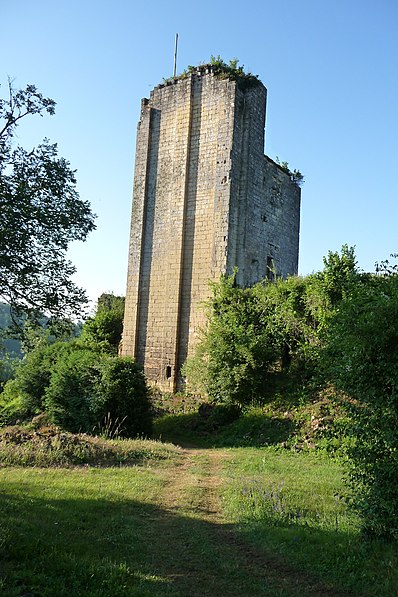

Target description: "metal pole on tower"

left=173, top=33, right=178, bottom=78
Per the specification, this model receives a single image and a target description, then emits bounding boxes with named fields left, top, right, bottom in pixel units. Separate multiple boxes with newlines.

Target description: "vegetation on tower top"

left=274, top=156, right=305, bottom=187
left=163, top=56, right=261, bottom=90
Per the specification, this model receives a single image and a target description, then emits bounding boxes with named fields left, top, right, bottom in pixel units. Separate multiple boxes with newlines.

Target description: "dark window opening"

left=166, top=366, right=172, bottom=379
left=267, top=256, right=275, bottom=282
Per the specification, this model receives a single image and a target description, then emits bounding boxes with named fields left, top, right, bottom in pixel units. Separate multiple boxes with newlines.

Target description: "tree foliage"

left=183, top=273, right=281, bottom=404
left=0, top=339, right=151, bottom=438
left=81, top=293, right=125, bottom=353
left=321, top=264, right=398, bottom=539
left=183, top=249, right=359, bottom=405
left=0, top=79, right=96, bottom=323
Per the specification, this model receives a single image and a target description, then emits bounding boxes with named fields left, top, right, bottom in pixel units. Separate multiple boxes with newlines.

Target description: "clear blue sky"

left=2, top=0, right=398, bottom=309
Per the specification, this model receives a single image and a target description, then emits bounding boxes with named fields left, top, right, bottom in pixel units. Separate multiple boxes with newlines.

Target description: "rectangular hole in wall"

left=267, top=256, right=275, bottom=282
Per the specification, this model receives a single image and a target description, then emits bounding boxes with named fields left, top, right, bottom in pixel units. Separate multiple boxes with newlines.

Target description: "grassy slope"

left=222, top=447, right=398, bottom=596
left=1, top=417, right=398, bottom=596
left=1, top=449, right=348, bottom=597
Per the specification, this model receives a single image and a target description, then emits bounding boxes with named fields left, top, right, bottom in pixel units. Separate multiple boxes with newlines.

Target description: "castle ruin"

left=121, top=65, right=301, bottom=391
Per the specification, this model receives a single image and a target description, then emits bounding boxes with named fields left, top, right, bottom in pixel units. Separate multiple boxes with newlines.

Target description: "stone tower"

left=121, top=65, right=301, bottom=391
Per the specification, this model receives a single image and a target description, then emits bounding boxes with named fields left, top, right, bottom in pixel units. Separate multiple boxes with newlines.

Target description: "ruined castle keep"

left=121, top=65, right=301, bottom=391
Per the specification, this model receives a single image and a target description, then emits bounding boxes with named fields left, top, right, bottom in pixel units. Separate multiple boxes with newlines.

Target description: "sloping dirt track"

left=155, top=447, right=353, bottom=597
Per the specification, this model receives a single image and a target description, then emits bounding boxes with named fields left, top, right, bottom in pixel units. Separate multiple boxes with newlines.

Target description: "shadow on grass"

left=153, top=411, right=296, bottom=449
left=0, top=487, right=361, bottom=597
left=236, top=518, right=398, bottom=597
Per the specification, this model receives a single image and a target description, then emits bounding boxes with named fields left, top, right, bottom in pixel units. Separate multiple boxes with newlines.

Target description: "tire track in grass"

left=156, top=447, right=354, bottom=597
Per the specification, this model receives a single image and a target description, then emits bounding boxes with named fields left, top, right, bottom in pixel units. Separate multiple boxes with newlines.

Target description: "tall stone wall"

left=262, top=156, right=301, bottom=279
left=122, top=68, right=301, bottom=391
left=122, top=70, right=239, bottom=389
left=227, top=83, right=268, bottom=284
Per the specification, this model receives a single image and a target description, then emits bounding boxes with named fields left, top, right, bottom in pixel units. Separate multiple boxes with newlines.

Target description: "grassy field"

left=1, top=419, right=398, bottom=596
left=222, top=448, right=398, bottom=595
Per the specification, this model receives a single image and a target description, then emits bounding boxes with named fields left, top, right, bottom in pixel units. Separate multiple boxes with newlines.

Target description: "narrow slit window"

left=267, top=256, right=275, bottom=282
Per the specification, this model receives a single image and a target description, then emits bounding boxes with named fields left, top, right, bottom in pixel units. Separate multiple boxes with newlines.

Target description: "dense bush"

left=81, top=293, right=125, bottom=353
left=321, top=271, right=398, bottom=539
left=182, top=275, right=282, bottom=404
left=44, top=346, right=104, bottom=433
left=0, top=340, right=151, bottom=438
left=99, top=357, right=152, bottom=438
left=0, top=340, right=78, bottom=422
left=183, top=246, right=359, bottom=407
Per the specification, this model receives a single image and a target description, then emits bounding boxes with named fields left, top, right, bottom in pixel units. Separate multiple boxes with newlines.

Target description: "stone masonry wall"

left=262, top=156, right=301, bottom=279
left=122, top=69, right=301, bottom=391
left=227, top=84, right=268, bottom=284
left=122, top=70, right=238, bottom=390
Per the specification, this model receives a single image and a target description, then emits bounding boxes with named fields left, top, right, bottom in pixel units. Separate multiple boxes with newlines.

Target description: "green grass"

left=0, top=455, right=323, bottom=596
left=221, top=447, right=398, bottom=596
left=1, top=413, right=398, bottom=595
left=0, top=424, right=180, bottom=467
left=0, top=466, right=174, bottom=596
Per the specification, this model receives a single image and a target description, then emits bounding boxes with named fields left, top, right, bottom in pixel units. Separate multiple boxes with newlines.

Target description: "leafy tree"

left=81, top=293, right=125, bottom=353
left=321, top=269, right=398, bottom=539
left=183, top=273, right=282, bottom=404
left=316, top=244, right=358, bottom=306
left=0, top=338, right=151, bottom=437
left=183, top=247, right=360, bottom=406
left=0, top=79, right=96, bottom=324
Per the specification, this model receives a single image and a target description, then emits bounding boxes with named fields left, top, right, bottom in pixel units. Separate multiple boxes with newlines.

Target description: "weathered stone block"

left=121, top=69, right=301, bottom=391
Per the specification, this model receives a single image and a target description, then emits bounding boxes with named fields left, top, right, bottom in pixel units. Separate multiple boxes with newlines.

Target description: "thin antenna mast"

left=173, top=33, right=179, bottom=77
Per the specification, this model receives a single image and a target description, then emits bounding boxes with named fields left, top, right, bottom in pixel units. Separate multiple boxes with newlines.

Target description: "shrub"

left=0, top=341, right=152, bottom=438
left=44, top=347, right=104, bottom=433
left=183, top=274, right=282, bottom=405
left=99, top=357, right=152, bottom=438
left=321, top=271, right=398, bottom=538
left=0, top=340, right=77, bottom=423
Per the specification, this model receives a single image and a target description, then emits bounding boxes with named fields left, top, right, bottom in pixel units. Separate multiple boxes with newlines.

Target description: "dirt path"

left=157, top=447, right=353, bottom=597
left=162, top=448, right=224, bottom=521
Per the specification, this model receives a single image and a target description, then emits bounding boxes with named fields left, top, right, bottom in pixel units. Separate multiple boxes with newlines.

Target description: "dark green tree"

left=321, top=267, right=398, bottom=539
left=81, top=293, right=125, bottom=353
left=0, top=338, right=152, bottom=438
left=0, top=79, right=96, bottom=323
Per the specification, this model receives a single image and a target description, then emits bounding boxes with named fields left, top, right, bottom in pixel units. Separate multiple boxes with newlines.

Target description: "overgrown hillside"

left=181, top=246, right=398, bottom=540
left=1, top=249, right=398, bottom=544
